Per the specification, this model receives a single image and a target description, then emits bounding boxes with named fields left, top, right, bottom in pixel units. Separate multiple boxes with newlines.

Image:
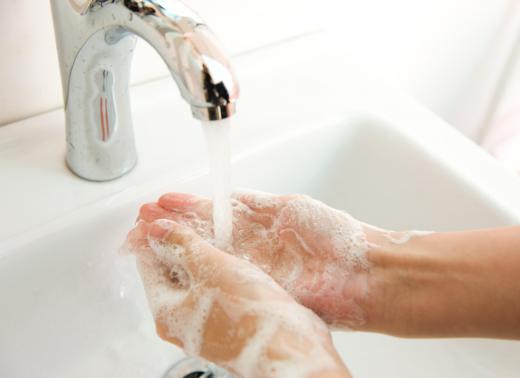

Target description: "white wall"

left=0, top=0, right=329, bottom=125
left=480, top=17, right=520, bottom=173
left=0, top=0, right=511, bottom=127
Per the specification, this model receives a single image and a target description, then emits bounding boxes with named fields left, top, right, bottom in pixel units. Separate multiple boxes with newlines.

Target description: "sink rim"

left=2, top=31, right=520, bottom=251
left=2, top=113, right=520, bottom=256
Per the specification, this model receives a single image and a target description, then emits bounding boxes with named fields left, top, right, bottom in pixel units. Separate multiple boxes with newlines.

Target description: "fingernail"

left=162, top=193, right=195, bottom=201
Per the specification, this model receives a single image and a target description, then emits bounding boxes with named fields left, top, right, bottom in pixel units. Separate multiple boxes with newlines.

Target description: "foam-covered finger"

left=135, top=246, right=169, bottom=283
left=122, top=220, right=153, bottom=254
left=232, top=189, right=283, bottom=214
left=144, top=219, right=221, bottom=279
left=136, top=249, right=193, bottom=352
left=138, top=202, right=174, bottom=223
left=139, top=203, right=200, bottom=231
left=158, top=193, right=212, bottom=218
left=134, top=222, right=193, bottom=297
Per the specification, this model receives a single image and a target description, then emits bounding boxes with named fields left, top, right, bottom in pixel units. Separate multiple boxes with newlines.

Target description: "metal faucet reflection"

left=51, top=0, right=239, bottom=181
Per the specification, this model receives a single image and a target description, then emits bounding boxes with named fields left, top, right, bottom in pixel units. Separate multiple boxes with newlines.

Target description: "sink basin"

left=1, top=32, right=520, bottom=377
left=2, top=116, right=520, bottom=378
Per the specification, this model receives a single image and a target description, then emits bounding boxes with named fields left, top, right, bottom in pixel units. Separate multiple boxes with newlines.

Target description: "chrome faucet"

left=51, top=0, right=239, bottom=181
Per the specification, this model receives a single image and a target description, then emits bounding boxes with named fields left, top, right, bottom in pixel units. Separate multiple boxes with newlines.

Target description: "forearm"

left=358, top=227, right=520, bottom=339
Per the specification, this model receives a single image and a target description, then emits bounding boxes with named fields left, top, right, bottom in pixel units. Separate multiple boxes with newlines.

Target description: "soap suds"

left=127, top=217, right=345, bottom=377
left=148, top=192, right=373, bottom=329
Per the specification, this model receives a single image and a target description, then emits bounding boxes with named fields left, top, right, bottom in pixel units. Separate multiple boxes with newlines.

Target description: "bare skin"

left=127, top=191, right=520, bottom=377
left=363, top=226, right=520, bottom=339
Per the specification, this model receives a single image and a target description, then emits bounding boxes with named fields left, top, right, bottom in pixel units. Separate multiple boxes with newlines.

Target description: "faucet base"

left=65, top=155, right=137, bottom=182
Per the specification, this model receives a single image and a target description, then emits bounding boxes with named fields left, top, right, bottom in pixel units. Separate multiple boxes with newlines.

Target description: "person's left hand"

left=124, top=218, right=350, bottom=378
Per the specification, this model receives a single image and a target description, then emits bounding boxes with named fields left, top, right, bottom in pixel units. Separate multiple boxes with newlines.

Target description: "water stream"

left=202, top=119, right=233, bottom=250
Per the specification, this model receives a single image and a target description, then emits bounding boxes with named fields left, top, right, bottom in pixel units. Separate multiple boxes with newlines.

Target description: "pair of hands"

left=125, top=191, right=373, bottom=377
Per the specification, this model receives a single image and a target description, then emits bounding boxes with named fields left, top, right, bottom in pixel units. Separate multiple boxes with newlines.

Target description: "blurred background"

left=1, top=0, right=519, bottom=173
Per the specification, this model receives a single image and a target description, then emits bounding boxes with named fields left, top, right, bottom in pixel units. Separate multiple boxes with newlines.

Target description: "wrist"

left=357, top=229, right=508, bottom=338
left=356, top=229, right=447, bottom=336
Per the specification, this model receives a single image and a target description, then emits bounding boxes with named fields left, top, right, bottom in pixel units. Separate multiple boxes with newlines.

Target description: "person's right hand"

left=138, top=191, right=378, bottom=328
left=125, top=219, right=350, bottom=378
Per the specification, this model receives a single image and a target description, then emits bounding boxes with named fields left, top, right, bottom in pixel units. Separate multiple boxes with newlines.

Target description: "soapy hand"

left=124, top=219, right=350, bottom=378
left=138, top=191, right=374, bottom=328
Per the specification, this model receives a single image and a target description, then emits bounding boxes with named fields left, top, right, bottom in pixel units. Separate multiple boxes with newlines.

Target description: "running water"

left=202, top=119, right=233, bottom=249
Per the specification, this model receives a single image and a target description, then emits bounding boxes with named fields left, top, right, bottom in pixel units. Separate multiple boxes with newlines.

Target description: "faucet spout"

left=51, top=0, right=239, bottom=181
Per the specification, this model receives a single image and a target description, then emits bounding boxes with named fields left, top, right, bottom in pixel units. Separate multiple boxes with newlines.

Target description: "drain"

left=182, top=371, right=213, bottom=378
left=163, top=357, right=232, bottom=378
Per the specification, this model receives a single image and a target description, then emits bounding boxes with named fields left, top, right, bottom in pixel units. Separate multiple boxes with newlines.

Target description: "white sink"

left=1, top=33, right=520, bottom=377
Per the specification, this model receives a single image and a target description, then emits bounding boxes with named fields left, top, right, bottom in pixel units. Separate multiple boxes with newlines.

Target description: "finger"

left=133, top=222, right=194, bottom=299
left=138, top=202, right=174, bottom=222
left=122, top=220, right=153, bottom=254
left=135, top=240, right=191, bottom=314
left=159, top=192, right=212, bottom=219
left=124, top=222, right=182, bottom=286
left=140, top=204, right=212, bottom=246
left=135, top=243, right=170, bottom=283
left=232, top=189, right=283, bottom=215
